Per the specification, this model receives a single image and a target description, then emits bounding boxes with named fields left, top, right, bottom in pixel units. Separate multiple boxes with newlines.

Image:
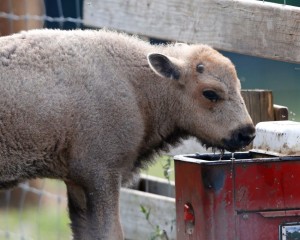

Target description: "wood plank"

left=120, top=188, right=176, bottom=240
left=83, top=0, right=300, bottom=63
left=135, top=174, right=175, bottom=198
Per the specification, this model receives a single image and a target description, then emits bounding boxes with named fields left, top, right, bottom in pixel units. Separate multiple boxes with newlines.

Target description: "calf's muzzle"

left=223, top=124, right=256, bottom=152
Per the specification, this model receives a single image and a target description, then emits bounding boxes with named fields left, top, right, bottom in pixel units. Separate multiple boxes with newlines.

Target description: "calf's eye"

left=202, top=90, right=220, bottom=102
left=196, top=64, right=204, bottom=73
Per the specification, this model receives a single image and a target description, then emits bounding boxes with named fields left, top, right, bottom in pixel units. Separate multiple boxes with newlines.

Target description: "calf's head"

left=147, top=44, right=255, bottom=152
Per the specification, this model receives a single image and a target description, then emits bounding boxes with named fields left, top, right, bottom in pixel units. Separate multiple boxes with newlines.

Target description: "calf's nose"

left=233, top=124, right=256, bottom=147
left=223, top=124, right=256, bottom=152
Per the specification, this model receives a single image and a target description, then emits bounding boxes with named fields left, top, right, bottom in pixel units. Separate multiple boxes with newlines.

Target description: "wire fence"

left=0, top=0, right=83, bottom=37
left=0, top=0, right=298, bottom=239
left=0, top=180, right=69, bottom=240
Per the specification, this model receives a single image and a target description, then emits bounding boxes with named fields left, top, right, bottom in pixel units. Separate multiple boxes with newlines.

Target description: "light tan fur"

left=0, top=29, right=254, bottom=239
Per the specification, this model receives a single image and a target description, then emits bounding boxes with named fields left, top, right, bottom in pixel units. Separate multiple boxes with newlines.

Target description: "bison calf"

left=0, top=29, right=255, bottom=239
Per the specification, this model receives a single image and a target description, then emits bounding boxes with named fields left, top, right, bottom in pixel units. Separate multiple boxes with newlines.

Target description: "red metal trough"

left=174, top=152, right=300, bottom=240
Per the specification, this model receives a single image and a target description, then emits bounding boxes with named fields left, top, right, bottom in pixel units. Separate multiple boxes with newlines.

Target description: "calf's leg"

left=84, top=173, right=123, bottom=240
left=66, top=182, right=88, bottom=240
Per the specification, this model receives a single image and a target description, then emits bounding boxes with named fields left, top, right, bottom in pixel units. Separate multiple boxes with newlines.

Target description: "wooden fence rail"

left=84, top=0, right=300, bottom=64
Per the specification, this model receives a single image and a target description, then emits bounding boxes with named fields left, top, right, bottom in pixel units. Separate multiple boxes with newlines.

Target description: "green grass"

left=143, top=155, right=175, bottom=181
left=0, top=206, right=71, bottom=240
left=0, top=179, right=71, bottom=240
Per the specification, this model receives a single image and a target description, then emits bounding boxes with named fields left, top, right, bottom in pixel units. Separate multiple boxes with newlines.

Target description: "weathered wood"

left=273, top=104, right=289, bottom=120
left=83, top=0, right=300, bottom=63
left=134, top=174, right=175, bottom=198
left=120, top=188, right=176, bottom=240
left=241, top=90, right=274, bottom=126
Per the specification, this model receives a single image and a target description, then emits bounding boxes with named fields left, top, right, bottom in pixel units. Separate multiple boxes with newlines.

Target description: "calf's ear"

left=147, top=53, right=181, bottom=80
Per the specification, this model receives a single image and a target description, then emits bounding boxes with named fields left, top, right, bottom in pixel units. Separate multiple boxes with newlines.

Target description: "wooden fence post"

left=241, top=90, right=274, bottom=126
left=241, top=90, right=288, bottom=126
left=273, top=104, right=289, bottom=121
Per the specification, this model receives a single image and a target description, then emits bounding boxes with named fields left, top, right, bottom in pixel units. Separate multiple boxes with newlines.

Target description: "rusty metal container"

left=174, top=121, right=300, bottom=240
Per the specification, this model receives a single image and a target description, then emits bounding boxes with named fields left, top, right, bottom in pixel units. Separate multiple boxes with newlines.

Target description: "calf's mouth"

left=221, top=124, right=256, bottom=152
